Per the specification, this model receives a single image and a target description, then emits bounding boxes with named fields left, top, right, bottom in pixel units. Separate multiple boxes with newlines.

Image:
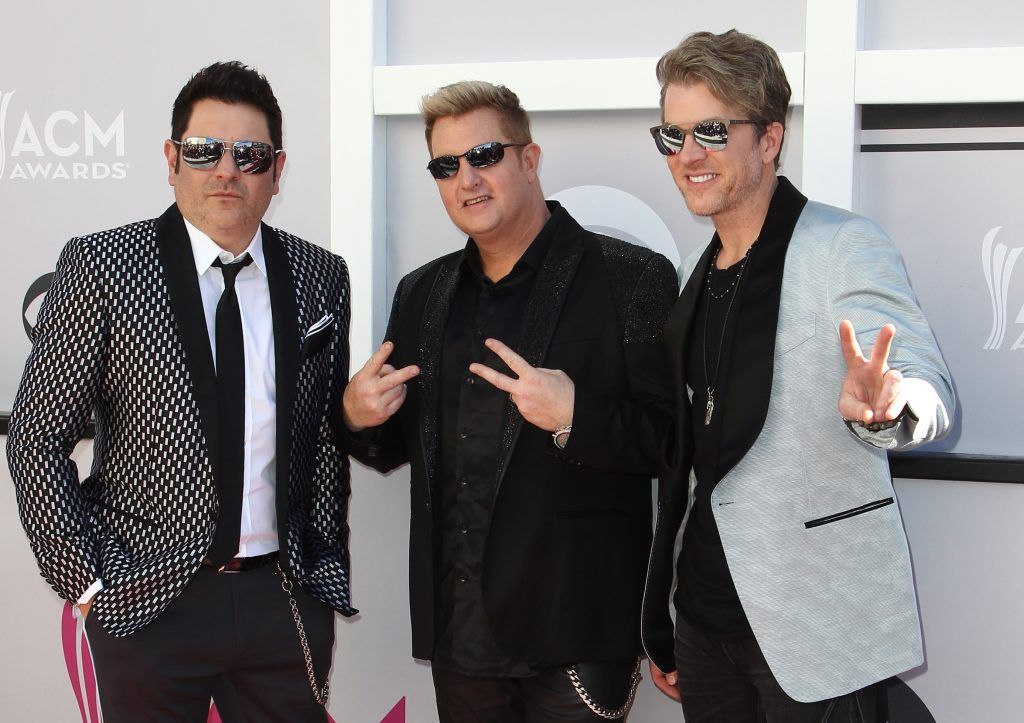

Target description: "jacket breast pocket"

left=300, top=325, right=333, bottom=361
left=776, top=312, right=816, bottom=355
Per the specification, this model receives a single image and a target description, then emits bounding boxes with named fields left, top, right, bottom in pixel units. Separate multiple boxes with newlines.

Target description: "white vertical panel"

left=331, top=0, right=388, bottom=366
left=802, top=0, right=861, bottom=210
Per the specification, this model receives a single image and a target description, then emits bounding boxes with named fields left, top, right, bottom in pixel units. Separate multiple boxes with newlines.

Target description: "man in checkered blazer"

left=7, top=62, right=353, bottom=721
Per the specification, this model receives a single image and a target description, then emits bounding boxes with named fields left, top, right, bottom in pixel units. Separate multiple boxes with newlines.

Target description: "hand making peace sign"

left=468, top=338, right=575, bottom=433
left=838, top=320, right=906, bottom=425
left=342, top=341, right=420, bottom=432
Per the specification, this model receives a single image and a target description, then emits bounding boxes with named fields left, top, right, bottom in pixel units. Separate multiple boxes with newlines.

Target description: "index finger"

left=378, top=364, right=420, bottom=391
left=838, top=320, right=863, bottom=366
left=362, top=341, right=396, bottom=376
left=868, top=324, right=896, bottom=372
left=483, top=338, right=532, bottom=376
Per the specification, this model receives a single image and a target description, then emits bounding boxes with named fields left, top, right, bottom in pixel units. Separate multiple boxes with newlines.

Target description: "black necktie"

left=207, top=254, right=254, bottom=565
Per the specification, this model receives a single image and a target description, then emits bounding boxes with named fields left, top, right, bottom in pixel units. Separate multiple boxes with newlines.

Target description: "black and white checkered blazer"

left=7, top=204, right=357, bottom=636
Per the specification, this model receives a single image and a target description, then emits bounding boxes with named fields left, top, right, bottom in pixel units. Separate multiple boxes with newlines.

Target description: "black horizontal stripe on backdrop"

left=3, top=413, right=1018, bottom=483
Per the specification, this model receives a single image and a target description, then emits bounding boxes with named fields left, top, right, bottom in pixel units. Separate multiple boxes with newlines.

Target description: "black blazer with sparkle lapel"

left=348, top=205, right=678, bottom=663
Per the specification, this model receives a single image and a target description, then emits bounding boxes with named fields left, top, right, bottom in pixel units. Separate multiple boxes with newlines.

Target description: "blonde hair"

left=657, top=30, right=791, bottom=166
left=420, top=80, right=532, bottom=151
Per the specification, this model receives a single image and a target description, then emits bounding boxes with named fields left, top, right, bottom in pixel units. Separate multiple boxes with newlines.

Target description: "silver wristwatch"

left=552, top=424, right=572, bottom=450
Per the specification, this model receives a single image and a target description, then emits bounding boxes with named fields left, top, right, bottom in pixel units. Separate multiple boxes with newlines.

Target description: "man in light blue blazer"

left=641, top=30, right=954, bottom=722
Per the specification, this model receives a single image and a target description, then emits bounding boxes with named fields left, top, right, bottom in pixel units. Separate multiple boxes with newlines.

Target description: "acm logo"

left=0, top=89, right=127, bottom=181
left=981, top=226, right=1024, bottom=351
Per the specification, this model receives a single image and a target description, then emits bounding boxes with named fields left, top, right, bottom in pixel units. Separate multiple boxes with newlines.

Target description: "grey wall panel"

left=863, top=0, right=1024, bottom=50
left=387, top=0, right=807, bottom=65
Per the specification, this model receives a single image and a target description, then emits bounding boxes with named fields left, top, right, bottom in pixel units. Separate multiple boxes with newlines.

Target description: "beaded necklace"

left=702, top=239, right=757, bottom=425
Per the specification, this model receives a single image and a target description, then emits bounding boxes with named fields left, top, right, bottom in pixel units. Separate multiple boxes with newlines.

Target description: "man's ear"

left=272, top=150, right=286, bottom=192
left=761, top=122, right=784, bottom=166
left=163, top=139, right=179, bottom=186
left=522, top=142, right=542, bottom=181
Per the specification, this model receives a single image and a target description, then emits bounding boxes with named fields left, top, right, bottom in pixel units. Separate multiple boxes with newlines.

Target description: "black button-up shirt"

left=432, top=214, right=557, bottom=676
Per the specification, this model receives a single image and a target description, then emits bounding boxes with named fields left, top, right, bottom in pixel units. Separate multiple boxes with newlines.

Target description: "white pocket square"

left=303, top=313, right=335, bottom=341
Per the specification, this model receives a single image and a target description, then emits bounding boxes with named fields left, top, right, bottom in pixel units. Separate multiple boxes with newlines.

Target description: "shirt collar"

left=461, top=200, right=563, bottom=281
left=183, top=217, right=267, bottom=278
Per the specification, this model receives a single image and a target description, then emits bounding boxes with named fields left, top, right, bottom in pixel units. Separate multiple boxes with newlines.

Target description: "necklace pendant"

left=704, top=389, right=715, bottom=426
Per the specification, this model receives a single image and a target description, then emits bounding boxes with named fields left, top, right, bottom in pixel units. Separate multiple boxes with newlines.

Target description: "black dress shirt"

left=432, top=214, right=557, bottom=676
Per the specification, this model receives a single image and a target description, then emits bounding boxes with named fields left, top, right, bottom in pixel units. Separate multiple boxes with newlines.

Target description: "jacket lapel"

left=262, top=224, right=300, bottom=551
left=714, top=178, right=808, bottom=481
left=664, top=241, right=716, bottom=474
left=155, top=204, right=218, bottom=467
left=417, top=260, right=461, bottom=496
left=492, top=214, right=584, bottom=494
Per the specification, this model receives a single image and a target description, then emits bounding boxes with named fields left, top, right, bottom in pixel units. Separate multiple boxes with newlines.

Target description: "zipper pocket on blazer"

left=804, top=497, right=894, bottom=529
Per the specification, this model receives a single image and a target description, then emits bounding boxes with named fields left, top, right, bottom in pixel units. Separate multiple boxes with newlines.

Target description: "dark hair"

left=170, top=61, right=283, bottom=149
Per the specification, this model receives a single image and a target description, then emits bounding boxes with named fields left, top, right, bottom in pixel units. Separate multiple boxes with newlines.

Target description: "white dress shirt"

left=186, top=218, right=279, bottom=558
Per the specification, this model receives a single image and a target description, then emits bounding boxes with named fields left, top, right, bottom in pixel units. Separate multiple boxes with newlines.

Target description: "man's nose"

left=676, top=133, right=709, bottom=164
left=213, top=148, right=242, bottom=177
left=457, top=159, right=481, bottom=187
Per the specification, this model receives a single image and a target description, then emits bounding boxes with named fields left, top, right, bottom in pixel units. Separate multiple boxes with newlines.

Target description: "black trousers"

left=432, top=660, right=637, bottom=723
left=85, top=562, right=335, bottom=723
left=673, top=614, right=874, bottom=723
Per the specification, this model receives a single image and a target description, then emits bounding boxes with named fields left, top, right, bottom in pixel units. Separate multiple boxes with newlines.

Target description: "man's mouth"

left=688, top=174, right=718, bottom=184
left=464, top=196, right=490, bottom=207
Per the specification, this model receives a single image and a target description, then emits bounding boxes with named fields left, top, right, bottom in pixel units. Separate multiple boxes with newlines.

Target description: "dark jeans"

left=85, top=562, right=335, bottom=723
left=432, top=660, right=636, bottom=723
left=674, top=614, right=874, bottom=723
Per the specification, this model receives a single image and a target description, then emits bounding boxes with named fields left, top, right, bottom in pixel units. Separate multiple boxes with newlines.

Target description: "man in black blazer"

left=344, top=81, right=678, bottom=722
left=7, top=62, right=354, bottom=721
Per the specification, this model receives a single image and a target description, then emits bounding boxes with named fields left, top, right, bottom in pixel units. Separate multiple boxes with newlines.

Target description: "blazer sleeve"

left=561, top=252, right=679, bottom=474
left=6, top=235, right=106, bottom=602
left=826, top=216, right=955, bottom=450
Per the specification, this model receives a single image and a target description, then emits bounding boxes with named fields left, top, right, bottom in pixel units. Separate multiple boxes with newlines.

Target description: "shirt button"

left=458, top=429, right=469, bottom=440
left=465, top=376, right=475, bottom=385
left=460, top=476, right=469, bottom=487
left=460, top=525, right=469, bottom=534
left=458, top=574, right=468, bottom=583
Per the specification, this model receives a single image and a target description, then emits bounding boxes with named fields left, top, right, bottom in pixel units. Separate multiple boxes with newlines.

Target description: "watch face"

left=553, top=427, right=571, bottom=449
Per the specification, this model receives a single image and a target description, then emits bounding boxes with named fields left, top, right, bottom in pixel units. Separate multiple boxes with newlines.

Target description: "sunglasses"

left=649, top=119, right=765, bottom=155
left=426, top=141, right=526, bottom=180
left=171, top=136, right=282, bottom=174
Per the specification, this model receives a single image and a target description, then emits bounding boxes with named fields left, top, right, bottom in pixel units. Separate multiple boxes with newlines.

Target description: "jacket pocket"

left=92, top=499, right=154, bottom=528
left=804, top=497, right=893, bottom=529
left=776, top=312, right=816, bottom=355
left=300, top=326, right=333, bottom=360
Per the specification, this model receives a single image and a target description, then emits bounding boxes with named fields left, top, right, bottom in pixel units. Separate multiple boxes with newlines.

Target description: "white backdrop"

left=2, top=0, right=1023, bottom=721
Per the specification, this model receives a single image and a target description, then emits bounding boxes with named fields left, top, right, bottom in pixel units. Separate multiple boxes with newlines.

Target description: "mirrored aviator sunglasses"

left=426, top=141, right=526, bottom=180
left=650, top=119, right=764, bottom=155
left=172, top=136, right=281, bottom=174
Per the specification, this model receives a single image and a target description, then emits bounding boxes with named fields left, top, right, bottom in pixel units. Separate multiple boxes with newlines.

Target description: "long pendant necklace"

left=702, top=239, right=757, bottom=425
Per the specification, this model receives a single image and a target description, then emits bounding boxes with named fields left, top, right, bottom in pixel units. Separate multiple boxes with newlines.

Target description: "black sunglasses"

left=171, top=136, right=282, bottom=174
left=650, top=119, right=765, bottom=155
left=427, top=141, right=526, bottom=180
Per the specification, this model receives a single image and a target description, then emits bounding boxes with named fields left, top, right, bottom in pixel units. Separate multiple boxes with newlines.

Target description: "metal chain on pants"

left=277, top=562, right=330, bottom=707
left=566, top=657, right=643, bottom=720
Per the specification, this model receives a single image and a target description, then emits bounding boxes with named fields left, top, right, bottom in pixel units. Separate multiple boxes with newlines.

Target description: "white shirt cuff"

left=76, top=579, right=104, bottom=613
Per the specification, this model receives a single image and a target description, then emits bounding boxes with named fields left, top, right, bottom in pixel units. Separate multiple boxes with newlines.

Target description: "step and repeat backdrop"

left=2, top=0, right=1023, bottom=721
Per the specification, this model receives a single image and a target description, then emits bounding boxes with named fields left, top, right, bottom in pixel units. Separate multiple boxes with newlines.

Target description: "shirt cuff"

left=77, top=579, right=104, bottom=607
